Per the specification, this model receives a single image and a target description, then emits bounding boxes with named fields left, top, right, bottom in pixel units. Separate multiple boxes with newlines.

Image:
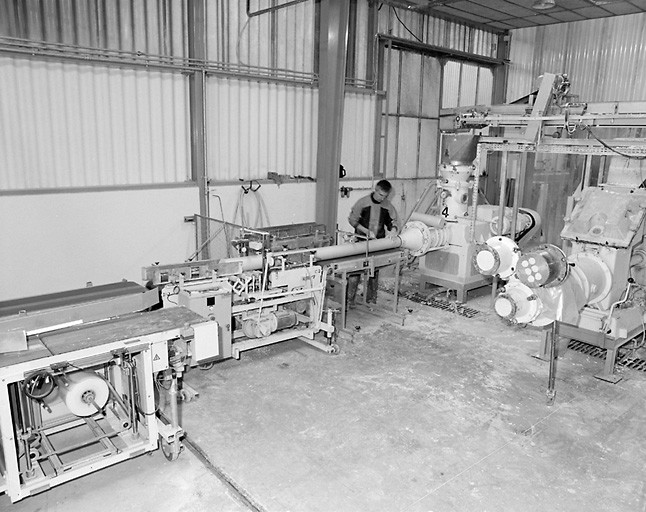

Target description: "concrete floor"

left=3, top=279, right=646, bottom=511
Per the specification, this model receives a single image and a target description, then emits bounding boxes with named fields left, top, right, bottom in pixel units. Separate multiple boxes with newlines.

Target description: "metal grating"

left=380, top=285, right=481, bottom=318
left=566, top=340, right=607, bottom=359
left=567, top=339, right=646, bottom=374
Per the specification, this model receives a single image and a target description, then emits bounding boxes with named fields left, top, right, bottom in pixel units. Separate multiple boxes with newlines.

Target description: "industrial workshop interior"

left=4, top=0, right=646, bottom=510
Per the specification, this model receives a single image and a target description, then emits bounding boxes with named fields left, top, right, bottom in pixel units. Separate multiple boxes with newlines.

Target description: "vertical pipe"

left=366, top=0, right=377, bottom=85
left=546, top=321, right=558, bottom=405
left=511, top=152, right=525, bottom=240
left=491, top=150, right=508, bottom=304
left=470, top=144, right=482, bottom=244
left=315, top=0, right=350, bottom=236
left=497, top=151, right=509, bottom=235
left=381, top=38, right=393, bottom=178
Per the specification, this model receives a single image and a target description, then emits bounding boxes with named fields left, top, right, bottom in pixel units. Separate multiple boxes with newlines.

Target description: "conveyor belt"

left=0, top=281, right=147, bottom=317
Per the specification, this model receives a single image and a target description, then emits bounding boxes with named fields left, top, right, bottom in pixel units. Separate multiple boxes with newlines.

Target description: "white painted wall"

left=208, top=181, right=317, bottom=228
left=209, top=178, right=433, bottom=238
left=0, top=179, right=438, bottom=302
left=0, top=187, right=199, bottom=301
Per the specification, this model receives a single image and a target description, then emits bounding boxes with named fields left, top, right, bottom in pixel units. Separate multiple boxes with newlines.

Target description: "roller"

left=58, top=371, right=110, bottom=417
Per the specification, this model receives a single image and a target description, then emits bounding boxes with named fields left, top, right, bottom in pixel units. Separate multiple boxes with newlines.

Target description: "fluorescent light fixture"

left=532, top=0, right=556, bottom=9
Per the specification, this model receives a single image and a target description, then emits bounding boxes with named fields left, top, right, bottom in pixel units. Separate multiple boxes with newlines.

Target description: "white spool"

left=59, top=371, right=110, bottom=417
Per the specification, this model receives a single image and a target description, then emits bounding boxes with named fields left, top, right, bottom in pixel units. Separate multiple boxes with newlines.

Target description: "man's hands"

left=358, top=225, right=375, bottom=239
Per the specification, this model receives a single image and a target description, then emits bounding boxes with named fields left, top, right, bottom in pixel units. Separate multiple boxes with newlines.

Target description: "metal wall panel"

left=0, top=0, right=186, bottom=56
left=0, top=56, right=190, bottom=189
left=341, top=92, right=377, bottom=178
left=442, top=60, right=460, bottom=108
left=208, top=0, right=315, bottom=73
left=442, top=60, right=493, bottom=108
left=460, top=63, right=478, bottom=107
left=507, top=13, right=646, bottom=103
left=206, top=76, right=318, bottom=181
left=476, top=67, right=493, bottom=105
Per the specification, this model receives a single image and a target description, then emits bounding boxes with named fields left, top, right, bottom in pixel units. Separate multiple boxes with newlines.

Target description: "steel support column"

left=492, top=32, right=510, bottom=104
left=188, top=0, right=209, bottom=259
left=315, top=0, right=350, bottom=236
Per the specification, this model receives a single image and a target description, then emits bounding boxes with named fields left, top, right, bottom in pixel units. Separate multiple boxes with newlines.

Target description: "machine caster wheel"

left=161, top=439, right=183, bottom=461
left=329, top=343, right=340, bottom=355
left=178, top=389, right=192, bottom=402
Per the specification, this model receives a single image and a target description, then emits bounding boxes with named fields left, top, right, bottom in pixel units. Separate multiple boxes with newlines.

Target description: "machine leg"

left=534, top=328, right=552, bottom=361
left=595, top=347, right=623, bottom=383
left=393, top=260, right=401, bottom=314
left=160, top=375, right=184, bottom=461
left=340, top=271, right=348, bottom=330
left=546, top=322, right=558, bottom=406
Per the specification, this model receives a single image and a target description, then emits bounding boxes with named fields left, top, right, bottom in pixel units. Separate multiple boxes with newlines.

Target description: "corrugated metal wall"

left=206, top=77, right=378, bottom=181
left=507, top=13, right=646, bottom=102
left=0, top=56, right=190, bottom=189
left=208, top=0, right=315, bottom=73
left=0, top=0, right=498, bottom=191
left=206, top=77, right=318, bottom=180
left=0, top=0, right=186, bottom=56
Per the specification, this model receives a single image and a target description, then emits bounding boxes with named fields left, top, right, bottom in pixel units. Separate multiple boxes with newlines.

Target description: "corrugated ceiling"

left=388, top=0, right=646, bottom=30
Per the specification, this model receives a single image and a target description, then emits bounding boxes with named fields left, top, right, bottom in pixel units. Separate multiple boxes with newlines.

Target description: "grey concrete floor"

left=180, top=285, right=646, bottom=512
left=3, top=280, right=646, bottom=511
left=0, top=443, right=250, bottom=511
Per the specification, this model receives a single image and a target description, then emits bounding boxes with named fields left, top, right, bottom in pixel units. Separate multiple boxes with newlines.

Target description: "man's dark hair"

left=376, top=179, right=392, bottom=193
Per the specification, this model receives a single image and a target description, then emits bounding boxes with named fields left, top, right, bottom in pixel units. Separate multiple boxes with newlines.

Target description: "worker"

left=347, top=179, right=400, bottom=308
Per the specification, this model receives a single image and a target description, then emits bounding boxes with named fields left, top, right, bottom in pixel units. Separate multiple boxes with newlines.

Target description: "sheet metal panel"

left=460, top=63, right=479, bottom=107
left=0, top=0, right=186, bottom=56
left=442, top=60, right=461, bottom=108
left=206, top=76, right=317, bottom=181
left=397, top=117, right=420, bottom=179
left=0, top=56, right=190, bottom=189
left=341, top=92, right=377, bottom=178
left=507, top=14, right=646, bottom=103
left=421, top=56, right=441, bottom=118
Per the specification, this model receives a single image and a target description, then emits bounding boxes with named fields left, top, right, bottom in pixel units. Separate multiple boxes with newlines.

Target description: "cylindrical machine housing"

left=516, top=244, right=568, bottom=288
left=473, top=236, right=519, bottom=279
left=241, top=309, right=298, bottom=338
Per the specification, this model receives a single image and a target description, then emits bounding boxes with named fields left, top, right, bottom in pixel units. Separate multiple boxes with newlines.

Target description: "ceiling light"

left=532, top=0, right=555, bottom=9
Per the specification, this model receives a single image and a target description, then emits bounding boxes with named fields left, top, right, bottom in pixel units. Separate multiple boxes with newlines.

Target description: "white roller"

left=58, top=371, right=110, bottom=417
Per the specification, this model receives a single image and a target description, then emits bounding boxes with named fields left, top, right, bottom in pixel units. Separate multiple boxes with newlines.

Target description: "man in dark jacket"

left=347, top=179, right=400, bottom=306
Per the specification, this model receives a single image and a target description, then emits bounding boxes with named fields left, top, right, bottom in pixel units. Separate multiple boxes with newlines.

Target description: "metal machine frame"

left=0, top=285, right=216, bottom=503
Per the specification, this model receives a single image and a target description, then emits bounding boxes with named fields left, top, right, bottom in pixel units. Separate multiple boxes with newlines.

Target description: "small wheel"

left=329, top=343, right=340, bottom=355
left=161, top=439, right=182, bottom=461
left=178, top=389, right=193, bottom=402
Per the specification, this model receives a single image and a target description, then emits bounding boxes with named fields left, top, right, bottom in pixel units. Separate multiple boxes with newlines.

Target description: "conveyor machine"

left=143, top=218, right=449, bottom=352
left=0, top=281, right=217, bottom=502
